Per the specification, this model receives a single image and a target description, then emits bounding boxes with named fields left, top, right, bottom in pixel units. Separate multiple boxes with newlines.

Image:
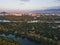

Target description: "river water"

left=0, top=33, right=41, bottom=45
left=0, top=20, right=60, bottom=23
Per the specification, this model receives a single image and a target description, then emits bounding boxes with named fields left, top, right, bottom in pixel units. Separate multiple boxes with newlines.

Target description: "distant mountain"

left=44, top=8, right=60, bottom=13
left=32, top=8, right=60, bottom=13
left=45, top=9, right=60, bottom=11
left=32, top=6, right=60, bottom=13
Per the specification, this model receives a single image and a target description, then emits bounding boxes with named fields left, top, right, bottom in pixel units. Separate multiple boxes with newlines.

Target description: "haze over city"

left=0, top=0, right=60, bottom=12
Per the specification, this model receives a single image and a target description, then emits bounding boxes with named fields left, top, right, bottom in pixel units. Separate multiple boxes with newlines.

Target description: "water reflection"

left=0, top=33, right=40, bottom=45
left=0, top=20, right=60, bottom=23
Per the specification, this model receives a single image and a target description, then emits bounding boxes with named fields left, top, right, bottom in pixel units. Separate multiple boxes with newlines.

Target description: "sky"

left=0, top=0, right=60, bottom=11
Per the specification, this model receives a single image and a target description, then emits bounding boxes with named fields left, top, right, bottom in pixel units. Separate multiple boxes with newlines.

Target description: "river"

left=0, top=33, right=41, bottom=45
left=0, top=20, right=60, bottom=23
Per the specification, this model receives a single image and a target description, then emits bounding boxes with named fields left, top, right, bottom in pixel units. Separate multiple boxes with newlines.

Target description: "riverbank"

left=0, top=36, right=22, bottom=45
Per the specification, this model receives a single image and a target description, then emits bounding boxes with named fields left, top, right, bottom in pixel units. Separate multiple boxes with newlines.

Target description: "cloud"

left=55, top=0, right=60, bottom=2
left=19, top=3, right=25, bottom=5
left=20, top=0, right=30, bottom=2
left=19, top=0, right=30, bottom=5
left=57, top=0, right=60, bottom=1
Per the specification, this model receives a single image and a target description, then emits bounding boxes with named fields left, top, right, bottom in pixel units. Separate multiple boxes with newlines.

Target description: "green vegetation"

left=0, top=36, right=22, bottom=45
left=0, top=15, right=33, bottom=21
left=0, top=15, right=60, bottom=45
left=0, top=22, right=60, bottom=45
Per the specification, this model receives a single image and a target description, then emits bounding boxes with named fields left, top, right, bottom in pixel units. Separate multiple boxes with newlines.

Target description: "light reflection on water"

left=0, top=20, right=60, bottom=23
